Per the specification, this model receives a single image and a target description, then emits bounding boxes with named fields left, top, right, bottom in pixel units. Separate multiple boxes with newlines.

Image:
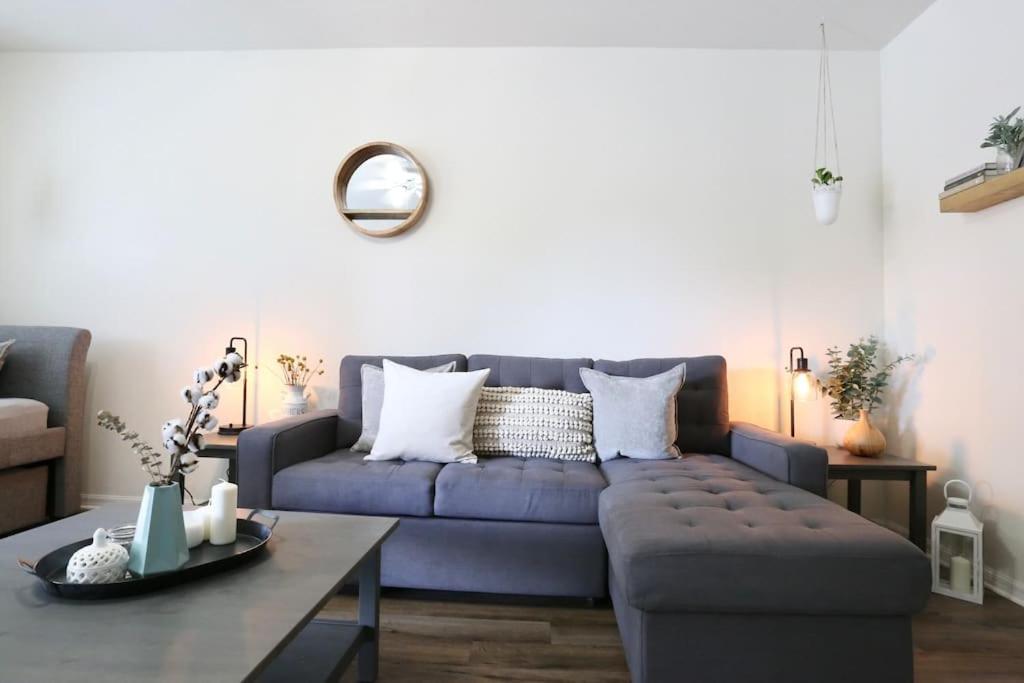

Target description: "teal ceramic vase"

left=128, top=482, right=189, bottom=576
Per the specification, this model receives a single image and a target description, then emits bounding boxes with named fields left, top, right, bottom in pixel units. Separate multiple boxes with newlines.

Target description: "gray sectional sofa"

left=238, top=354, right=931, bottom=682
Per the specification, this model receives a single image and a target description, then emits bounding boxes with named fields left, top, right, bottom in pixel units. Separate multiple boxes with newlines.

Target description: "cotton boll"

left=193, top=367, right=215, bottom=384
left=181, top=385, right=195, bottom=404
left=196, top=410, right=218, bottom=431
left=179, top=453, right=199, bottom=475
left=225, top=352, right=244, bottom=367
left=199, top=392, right=219, bottom=409
left=161, top=419, right=184, bottom=440
left=223, top=369, right=241, bottom=383
left=171, top=431, right=187, bottom=447
left=187, top=433, right=206, bottom=453
left=214, top=357, right=237, bottom=379
left=163, top=437, right=185, bottom=455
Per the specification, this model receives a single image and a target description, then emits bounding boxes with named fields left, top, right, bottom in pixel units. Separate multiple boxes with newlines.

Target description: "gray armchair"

left=0, top=326, right=91, bottom=534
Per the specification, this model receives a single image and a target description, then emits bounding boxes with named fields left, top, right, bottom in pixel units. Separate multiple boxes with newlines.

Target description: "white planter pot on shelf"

left=812, top=184, right=842, bottom=225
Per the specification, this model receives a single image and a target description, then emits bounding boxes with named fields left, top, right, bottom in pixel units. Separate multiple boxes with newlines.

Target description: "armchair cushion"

left=730, top=422, right=827, bottom=497
left=0, top=398, right=48, bottom=440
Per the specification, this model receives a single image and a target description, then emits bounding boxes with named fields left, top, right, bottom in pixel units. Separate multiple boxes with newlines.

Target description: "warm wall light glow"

left=792, top=370, right=816, bottom=402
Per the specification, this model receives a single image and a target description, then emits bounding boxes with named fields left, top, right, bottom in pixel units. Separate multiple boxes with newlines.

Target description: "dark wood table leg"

left=909, top=470, right=928, bottom=551
left=357, top=547, right=381, bottom=682
left=846, top=479, right=862, bottom=514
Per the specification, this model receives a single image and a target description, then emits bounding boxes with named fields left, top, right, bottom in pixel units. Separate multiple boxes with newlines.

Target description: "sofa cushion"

left=0, top=398, right=49, bottom=440
left=594, top=357, right=729, bottom=454
left=434, top=457, right=607, bottom=524
left=599, top=454, right=931, bottom=615
left=272, top=449, right=442, bottom=517
left=468, top=355, right=593, bottom=393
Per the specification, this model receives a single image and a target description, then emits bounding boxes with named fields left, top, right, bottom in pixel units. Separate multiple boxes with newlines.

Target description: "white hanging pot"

left=812, top=183, right=842, bottom=225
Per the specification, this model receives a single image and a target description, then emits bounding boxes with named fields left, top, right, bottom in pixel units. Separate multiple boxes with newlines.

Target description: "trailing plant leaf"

left=812, top=167, right=843, bottom=186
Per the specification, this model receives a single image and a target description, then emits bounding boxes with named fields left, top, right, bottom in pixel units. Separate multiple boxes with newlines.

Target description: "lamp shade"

left=791, top=357, right=816, bottom=402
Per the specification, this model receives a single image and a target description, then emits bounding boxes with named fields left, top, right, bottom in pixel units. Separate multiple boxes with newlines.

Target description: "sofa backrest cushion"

left=339, top=354, right=468, bottom=423
left=593, top=356, right=729, bottom=455
left=468, top=355, right=593, bottom=394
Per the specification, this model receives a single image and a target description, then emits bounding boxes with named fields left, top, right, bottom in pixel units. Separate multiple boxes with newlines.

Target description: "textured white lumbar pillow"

left=474, top=386, right=595, bottom=462
left=367, top=359, right=490, bottom=464
left=579, top=363, right=686, bottom=461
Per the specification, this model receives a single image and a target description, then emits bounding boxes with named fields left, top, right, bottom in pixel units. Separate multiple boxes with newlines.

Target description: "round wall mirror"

left=333, top=142, right=429, bottom=238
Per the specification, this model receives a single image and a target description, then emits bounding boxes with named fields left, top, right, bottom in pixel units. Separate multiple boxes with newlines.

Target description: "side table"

left=198, top=432, right=239, bottom=484
left=826, top=446, right=937, bottom=551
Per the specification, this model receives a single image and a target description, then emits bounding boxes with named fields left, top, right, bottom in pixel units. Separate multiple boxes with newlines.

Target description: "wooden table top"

left=825, top=446, right=937, bottom=471
left=0, top=503, right=397, bottom=682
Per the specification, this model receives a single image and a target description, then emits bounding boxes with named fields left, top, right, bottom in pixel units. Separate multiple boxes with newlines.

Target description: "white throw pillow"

left=351, top=360, right=457, bottom=452
left=367, top=360, right=490, bottom=464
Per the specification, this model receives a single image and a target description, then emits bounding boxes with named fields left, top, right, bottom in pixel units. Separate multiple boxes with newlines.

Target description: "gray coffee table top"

left=0, top=503, right=397, bottom=682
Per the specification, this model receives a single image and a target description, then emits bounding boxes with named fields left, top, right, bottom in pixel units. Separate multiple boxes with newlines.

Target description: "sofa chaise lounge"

left=238, top=354, right=930, bottom=682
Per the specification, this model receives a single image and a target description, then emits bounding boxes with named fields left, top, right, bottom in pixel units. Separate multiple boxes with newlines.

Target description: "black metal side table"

left=826, top=446, right=937, bottom=551
left=197, top=432, right=239, bottom=484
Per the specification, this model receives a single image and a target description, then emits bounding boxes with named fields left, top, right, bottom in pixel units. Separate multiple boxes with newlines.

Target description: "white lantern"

left=931, top=480, right=983, bottom=604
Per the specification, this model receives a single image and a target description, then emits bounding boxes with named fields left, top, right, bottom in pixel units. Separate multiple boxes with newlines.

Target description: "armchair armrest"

left=729, top=422, right=828, bottom=497
left=237, top=410, right=352, bottom=509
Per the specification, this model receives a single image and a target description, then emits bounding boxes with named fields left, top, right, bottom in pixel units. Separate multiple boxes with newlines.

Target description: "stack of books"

left=940, top=163, right=1006, bottom=198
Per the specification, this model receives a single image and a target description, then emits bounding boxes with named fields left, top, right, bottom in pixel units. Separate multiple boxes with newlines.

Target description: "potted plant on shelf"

left=96, top=350, right=243, bottom=576
left=274, top=353, right=325, bottom=416
left=980, top=105, right=1024, bottom=171
left=822, top=336, right=912, bottom=457
left=811, top=167, right=843, bottom=225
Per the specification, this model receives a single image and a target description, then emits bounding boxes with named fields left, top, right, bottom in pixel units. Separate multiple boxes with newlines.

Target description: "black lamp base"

left=218, top=423, right=253, bottom=436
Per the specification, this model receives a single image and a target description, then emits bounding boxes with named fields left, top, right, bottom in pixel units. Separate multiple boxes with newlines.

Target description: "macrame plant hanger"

left=812, top=22, right=843, bottom=225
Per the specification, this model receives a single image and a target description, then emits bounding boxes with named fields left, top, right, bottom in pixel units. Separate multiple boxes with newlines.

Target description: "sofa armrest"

left=729, top=422, right=828, bottom=497
left=237, top=410, right=346, bottom=509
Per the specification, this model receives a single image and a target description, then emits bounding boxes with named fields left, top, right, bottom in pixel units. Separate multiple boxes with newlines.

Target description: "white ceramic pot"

left=283, top=385, right=309, bottom=416
left=996, top=148, right=1016, bottom=172
left=812, top=184, right=842, bottom=225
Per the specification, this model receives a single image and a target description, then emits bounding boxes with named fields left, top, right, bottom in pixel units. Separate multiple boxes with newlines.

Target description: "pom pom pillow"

left=367, top=360, right=490, bottom=464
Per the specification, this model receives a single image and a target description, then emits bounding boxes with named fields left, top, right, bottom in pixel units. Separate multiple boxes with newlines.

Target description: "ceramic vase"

left=812, top=184, right=842, bottom=225
left=283, top=384, right=309, bottom=416
left=842, top=409, right=886, bottom=457
left=128, top=482, right=189, bottom=576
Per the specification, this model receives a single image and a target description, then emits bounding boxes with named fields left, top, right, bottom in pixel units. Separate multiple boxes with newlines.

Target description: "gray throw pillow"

left=351, top=360, right=457, bottom=452
left=579, top=363, right=686, bottom=461
left=0, top=339, right=13, bottom=375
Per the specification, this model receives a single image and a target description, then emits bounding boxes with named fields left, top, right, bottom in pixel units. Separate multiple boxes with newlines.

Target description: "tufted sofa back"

left=593, top=356, right=729, bottom=455
left=467, top=355, right=593, bottom=393
left=338, top=354, right=468, bottom=423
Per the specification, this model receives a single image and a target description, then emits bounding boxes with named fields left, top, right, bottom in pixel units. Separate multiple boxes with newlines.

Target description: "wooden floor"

left=327, top=590, right=1024, bottom=682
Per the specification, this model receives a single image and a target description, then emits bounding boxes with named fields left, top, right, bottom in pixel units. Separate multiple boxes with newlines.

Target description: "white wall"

left=881, top=0, right=1024, bottom=602
left=0, top=48, right=883, bottom=502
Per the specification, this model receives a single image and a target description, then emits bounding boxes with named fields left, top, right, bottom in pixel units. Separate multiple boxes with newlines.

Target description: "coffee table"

left=0, top=503, right=397, bottom=682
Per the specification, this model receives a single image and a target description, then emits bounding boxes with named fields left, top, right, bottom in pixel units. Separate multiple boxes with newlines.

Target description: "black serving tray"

left=17, top=509, right=278, bottom=599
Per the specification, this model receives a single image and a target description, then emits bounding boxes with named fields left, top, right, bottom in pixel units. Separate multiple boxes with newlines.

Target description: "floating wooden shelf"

left=940, top=167, right=1024, bottom=213
left=341, top=209, right=412, bottom=220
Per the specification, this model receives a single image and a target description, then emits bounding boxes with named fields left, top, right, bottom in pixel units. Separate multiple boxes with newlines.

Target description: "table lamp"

left=218, top=336, right=252, bottom=435
left=788, top=346, right=816, bottom=437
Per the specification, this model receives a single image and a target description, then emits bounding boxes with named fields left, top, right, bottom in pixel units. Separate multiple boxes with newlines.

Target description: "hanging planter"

left=812, top=23, right=843, bottom=225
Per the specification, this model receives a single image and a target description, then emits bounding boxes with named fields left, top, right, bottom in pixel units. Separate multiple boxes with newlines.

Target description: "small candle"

left=209, top=480, right=238, bottom=546
left=183, top=508, right=209, bottom=549
left=951, top=555, right=972, bottom=594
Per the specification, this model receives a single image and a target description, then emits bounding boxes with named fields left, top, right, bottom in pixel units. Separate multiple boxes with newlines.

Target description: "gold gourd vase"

left=842, top=409, right=886, bottom=457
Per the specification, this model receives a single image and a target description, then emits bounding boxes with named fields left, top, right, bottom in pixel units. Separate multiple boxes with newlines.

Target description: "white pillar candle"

left=209, top=480, right=238, bottom=546
left=951, top=555, right=972, bottom=594
left=183, top=508, right=208, bottom=549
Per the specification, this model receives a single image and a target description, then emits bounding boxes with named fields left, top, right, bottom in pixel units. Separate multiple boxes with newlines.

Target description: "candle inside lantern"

left=209, top=480, right=238, bottom=545
left=183, top=507, right=209, bottom=549
left=951, top=555, right=972, bottom=594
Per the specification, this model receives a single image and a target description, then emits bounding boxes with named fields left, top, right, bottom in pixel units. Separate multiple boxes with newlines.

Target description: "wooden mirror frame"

left=333, top=141, right=430, bottom=238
